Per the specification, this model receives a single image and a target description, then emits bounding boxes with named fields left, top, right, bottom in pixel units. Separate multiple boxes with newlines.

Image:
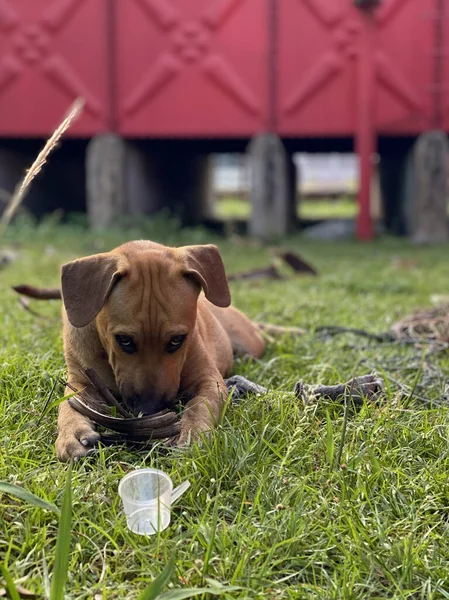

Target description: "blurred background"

left=0, top=0, right=447, bottom=243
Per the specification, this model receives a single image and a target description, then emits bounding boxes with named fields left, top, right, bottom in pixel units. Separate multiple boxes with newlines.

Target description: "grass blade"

left=336, top=393, right=351, bottom=467
left=50, top=463, right=73, bottom=600
left=0, top=98, right=84, bottom=237
left=158, top=586, right=240, bottom=600
left=325, top=409, right=334, bottom=468
left=42, top=551, right=50, bottom=600
left=0, top=482, right=59, bottom=514
left=137, top=556, right=176, bottom=600
left=36, top=378, right=58, bottom=426
left=0, top=564, right=20, bottom=600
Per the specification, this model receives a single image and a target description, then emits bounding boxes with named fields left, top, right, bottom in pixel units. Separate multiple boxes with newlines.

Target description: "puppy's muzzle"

left=126, top=393, right=171, bottom=417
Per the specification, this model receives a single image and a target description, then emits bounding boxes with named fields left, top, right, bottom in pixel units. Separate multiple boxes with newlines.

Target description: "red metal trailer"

left=0, top=0, right=446, bottom=238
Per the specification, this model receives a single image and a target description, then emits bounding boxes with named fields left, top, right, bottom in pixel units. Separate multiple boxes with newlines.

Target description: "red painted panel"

left=276, top=0, right=433, bottom=137
left=375, top=0, right=433, bottom=134
left=276, top=0, right=358, bottom=137
left=0, top=0, right=439, bottom=140
left=115, top=0, right=269, bottom=137
left=0, top=0, right=110, bottom=137
left=441, top=3, right=449, bottom=131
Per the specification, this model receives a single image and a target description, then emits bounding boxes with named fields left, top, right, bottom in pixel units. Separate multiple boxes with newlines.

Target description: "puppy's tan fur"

left=57, top=240, right=265, bottom=461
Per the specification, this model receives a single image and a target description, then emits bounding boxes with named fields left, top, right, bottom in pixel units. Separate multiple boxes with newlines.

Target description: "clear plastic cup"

left=118, top=468, right=190, bottom=536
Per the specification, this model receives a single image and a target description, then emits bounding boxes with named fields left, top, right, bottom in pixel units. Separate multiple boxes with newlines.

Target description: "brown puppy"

left=56, top=240, right=265, bottom=461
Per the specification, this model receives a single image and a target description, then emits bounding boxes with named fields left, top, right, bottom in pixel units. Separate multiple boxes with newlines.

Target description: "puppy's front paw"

left=177, top=426, right=208, bottom=447
left=176, top=430, right=192, bottom=447
left=55, top=423, right=100, bottom=462
left=162, top=429, right=194, bottom=449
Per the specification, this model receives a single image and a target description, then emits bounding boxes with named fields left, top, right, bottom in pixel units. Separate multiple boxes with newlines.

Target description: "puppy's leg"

left=178, top=373, right=227, bottom=446
left=55, top=382, right=100, bottom=462
left=207, top=304, right=265, bottom=358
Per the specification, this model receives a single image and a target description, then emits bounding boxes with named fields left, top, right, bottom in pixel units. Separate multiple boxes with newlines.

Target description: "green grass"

left=215, top=197, right=358, bottom=221
left=2, top=214, right=449, bottom=599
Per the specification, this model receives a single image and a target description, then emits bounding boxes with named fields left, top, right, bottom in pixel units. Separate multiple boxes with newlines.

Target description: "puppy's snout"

left=127, top=392, right=168, bottom=416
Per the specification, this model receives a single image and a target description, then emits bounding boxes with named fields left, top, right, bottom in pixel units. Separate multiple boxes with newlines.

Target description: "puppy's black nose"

left=127, top=394, right=167, bottom=416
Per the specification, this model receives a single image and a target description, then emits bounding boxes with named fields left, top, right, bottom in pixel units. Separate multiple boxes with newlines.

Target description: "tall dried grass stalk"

left=0, top=97, right=85, bottom=237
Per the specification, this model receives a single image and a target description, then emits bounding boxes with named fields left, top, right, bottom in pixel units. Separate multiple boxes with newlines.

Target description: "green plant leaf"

left=0, top=482, right=59, bottom=515
left=158, top=586, right=240, bottom=600
left=50, top=463, right=73, bottom=600
left=137, top=556, right=176, bottom=600
left=0, top=564, right=20, bottom=600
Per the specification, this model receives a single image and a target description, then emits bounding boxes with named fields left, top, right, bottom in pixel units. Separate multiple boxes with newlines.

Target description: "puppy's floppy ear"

left=181, top=244, right=231, bottom=308
left=61, top=253, right=123, bottom=328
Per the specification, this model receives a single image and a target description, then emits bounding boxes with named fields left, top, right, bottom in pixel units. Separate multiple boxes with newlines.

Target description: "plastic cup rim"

left=118, top=468, right=173, bottom=505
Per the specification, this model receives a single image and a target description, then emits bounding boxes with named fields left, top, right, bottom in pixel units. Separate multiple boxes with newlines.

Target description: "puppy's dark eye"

left=115, top=335, right=137, bottom=354
left=167, top=334, right=186, bottom=354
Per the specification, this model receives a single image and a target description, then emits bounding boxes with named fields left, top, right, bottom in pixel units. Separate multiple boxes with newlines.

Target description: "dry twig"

left=228, top=265, right=284, bottom=282
left=392, top=305, right=449, bottom=343
left=67, top=369, right=181, bottom=443
left=17, top=296, right=59, bottom=322
left=294, top=373, right=385, bottom=405
left=84, top=368, right=131, bottom=418
left=277, top=251, right=318, bottom=276
left=13, top=285, right=61, bottom=300
left=227, top=251, right=318, bottom=282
